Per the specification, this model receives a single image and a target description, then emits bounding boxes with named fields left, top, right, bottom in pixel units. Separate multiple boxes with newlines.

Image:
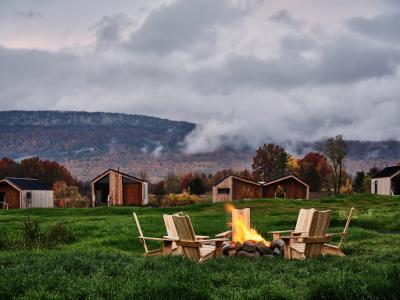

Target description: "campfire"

left=222, top=205, right=284, bottom=259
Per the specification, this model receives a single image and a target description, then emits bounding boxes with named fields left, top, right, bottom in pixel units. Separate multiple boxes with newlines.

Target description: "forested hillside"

left=0, top=111, right=398, bottom=181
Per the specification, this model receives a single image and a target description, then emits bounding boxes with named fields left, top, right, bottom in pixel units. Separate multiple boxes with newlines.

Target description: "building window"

left=374, top=181, right=378, bottom=194
left=217, top=188, right=230, bottom=194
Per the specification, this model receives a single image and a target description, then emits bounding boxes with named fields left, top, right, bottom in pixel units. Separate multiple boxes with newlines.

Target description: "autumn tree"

left=164, top=173, right=181, bottom=194
left=321, top=135, right=348, bottom=195
left=237, top=169, right=254, bottom=181
left=298, top=152, right=331, bottom=192
left=188, top=176, right=205, bottom=195
left=0, top=157, right=19, bottom=178
left=252, top=143, right=289, bottom=182
left=287, top=156, right=299, bottom=176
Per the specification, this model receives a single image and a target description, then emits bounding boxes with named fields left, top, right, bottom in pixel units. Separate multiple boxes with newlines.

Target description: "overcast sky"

left=1, top=0, right=400, bottom=153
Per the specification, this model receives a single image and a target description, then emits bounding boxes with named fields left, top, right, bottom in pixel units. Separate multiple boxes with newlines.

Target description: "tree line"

left=0, top=135, right=382, bottom=198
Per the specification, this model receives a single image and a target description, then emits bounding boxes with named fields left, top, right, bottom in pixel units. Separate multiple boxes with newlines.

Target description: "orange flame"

left=225, top=204, right=270, bottom=246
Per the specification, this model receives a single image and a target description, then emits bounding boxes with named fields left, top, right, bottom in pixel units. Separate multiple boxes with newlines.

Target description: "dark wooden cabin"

left=91, top=169, right=148, bottom=206
left=212, top=176, right=262, bottom=202
left=262, top=175, right=309, bottom=199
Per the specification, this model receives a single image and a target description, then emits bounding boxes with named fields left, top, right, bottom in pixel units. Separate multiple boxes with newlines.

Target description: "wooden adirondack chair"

left=269, top=208, right=316, bottom=241
left=322, top=207, right=355, bottom=257
left=215, top=208, right=251, bottom=239
left=281, top=210, right=331, bottom=259
left=163, top=214, right=210, bottom=253
left=133, top=213, right=176, bottom=256
left=172, top=214, right=227, bottom=263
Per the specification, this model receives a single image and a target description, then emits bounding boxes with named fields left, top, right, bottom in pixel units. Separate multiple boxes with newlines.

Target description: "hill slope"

left=0, top=111, right=398, bottom=181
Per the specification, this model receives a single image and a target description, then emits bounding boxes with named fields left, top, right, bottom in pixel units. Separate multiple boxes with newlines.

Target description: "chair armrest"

left=268, top=230, right=293, bottom=234
left=199, top=238, right=228, bottom=243
left=140, top=236, right=173, bottom=242
left=215, top=230, right=231, bottom=238
left=163, top=236, right=180, bottom=241
left=195, top=235, right=210, bottom=240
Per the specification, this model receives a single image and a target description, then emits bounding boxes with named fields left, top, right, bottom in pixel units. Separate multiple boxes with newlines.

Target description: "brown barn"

left=91, top=169, right=148, bottom=206
left=0, top=177, right=54, bottom=209
left=212, top=176, right=262, bottom=203
left=262, top=175, right=309, bottom=199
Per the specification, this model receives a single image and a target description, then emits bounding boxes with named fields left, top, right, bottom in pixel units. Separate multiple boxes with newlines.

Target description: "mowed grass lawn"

left=1, top=194, right=400, bottom=299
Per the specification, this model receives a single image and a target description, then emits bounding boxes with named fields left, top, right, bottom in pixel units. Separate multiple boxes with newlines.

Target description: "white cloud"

left=0, top=0, right=399, bottom=154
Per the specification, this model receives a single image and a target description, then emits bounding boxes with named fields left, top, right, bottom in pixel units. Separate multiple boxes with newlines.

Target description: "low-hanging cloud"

left=0, top=0, right=399, bottom=154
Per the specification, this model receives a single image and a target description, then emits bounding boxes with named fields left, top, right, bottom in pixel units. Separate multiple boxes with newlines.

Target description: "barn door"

left=123, top=183, right=142, bottom=206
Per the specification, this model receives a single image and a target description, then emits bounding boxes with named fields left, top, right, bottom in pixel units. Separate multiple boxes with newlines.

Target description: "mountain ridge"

left=0, top=111, right=398, bottom=181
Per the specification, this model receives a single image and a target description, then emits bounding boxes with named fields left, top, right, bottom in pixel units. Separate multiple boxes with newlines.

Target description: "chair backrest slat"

left=133, top=212, right=149, bottom=254
left=294, top=208, right=316, bottom=237
left=172, top=215, right=201, bottom=261
left=304, top=210, right=331, bottom=258
left=338, top=207, right=354, bottom=248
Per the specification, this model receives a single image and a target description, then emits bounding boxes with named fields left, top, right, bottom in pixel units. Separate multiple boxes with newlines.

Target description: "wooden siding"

left=263, top=177, right=308, bottom=199
left=92, top=170, right=146, bottom=206
left=122, top=181, right=142, bottom=206
left=0, top=183, right=20, bottom=209
left=21, top=190, right=54, bottom=208
left=212, top=177, right=233, bottom=203
left=232, top=177, right=262, bottom=200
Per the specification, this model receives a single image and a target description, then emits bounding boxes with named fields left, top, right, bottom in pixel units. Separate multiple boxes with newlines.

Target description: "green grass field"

left=1, top=194, right=400, bottom=299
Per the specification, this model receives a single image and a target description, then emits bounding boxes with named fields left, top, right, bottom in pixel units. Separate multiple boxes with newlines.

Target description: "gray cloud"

left=15, top=10, right=43, bottom=19
left=93, top=14, right=132, bottom=50
left=348, top=12, right=400, bottom=43
left=125, top=0, right=246, bottom=55
left=269, top=9, right=304, bottom=27
left=0, top=0, right=400, bottom=154
left=190, top=37, right=399, bottom=93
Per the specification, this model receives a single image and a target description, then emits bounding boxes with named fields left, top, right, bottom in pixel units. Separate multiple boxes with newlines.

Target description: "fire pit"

left=222, top=239, right=284, bottom=259
left=222, top=205, right=284, bottom=259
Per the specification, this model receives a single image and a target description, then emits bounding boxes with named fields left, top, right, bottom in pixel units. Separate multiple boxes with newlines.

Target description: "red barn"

left=262, top=175, right=309, bottom=199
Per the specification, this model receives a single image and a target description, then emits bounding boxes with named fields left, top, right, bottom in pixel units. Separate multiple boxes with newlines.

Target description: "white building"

left=371, top=166, right=400, bottom=196
left=0, top=177, right=54, bottom=209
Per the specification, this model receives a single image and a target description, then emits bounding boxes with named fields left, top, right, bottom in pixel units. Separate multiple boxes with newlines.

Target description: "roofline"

left=5, top=177, right=40, bottom=181
left=391, top=170, right=400, bottom=179
left=91, top=168, right=146, bottom=184
left=0, top=179, right=22, bottom=192
left=214, top=175, right=261, bottom=187
left=263, top=175, right=309, bottom=188
left=372, top=167, right=400, bottom=179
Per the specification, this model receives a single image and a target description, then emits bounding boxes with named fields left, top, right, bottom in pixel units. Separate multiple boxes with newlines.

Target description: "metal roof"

left=2, top=177, right=52, bottom=191
left=372, top=166, right=400, bottom=179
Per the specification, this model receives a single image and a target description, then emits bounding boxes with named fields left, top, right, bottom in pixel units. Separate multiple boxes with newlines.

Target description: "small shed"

left=262, top=175, right=309, bottom=199
left=212, top=176, right=262, bottom=203
left=0, top=177, right=54, bottom=209
left=91, top=169, right=148, bottom=206
left=371, top=166, right=400, bottom=195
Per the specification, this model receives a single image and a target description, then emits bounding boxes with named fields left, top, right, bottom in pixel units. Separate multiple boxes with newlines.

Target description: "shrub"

left=1, top=218, right=77, bottom=250
left=163, top=192, right=198, bottom=206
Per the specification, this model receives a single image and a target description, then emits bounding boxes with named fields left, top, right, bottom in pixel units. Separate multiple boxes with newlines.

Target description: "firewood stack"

left=222, top=239, right=284, bottom=259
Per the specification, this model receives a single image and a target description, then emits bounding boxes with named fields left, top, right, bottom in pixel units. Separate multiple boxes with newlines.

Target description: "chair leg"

left=163, top=240, right=173, bottom=255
